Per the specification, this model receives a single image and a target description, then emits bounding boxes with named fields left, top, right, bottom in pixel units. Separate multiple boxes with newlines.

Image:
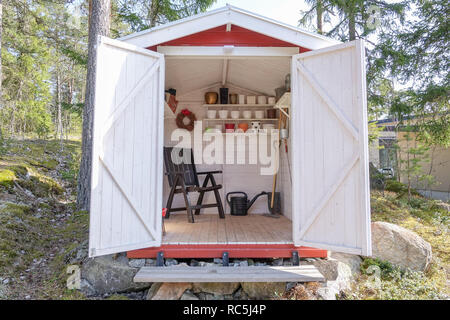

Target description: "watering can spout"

left=247, top=192, right=267, bottom=210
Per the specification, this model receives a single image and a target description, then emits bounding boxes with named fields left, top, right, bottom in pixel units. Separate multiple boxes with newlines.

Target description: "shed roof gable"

left=119, top=5, right=340, bottom=50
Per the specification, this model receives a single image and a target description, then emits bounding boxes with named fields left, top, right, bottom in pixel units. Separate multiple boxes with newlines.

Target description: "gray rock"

left=204, top=263, right=216, bottom=267
left=192, top=282, right=240, bottom=295
left=329, top=252, right=362, bottom=275
left=233, top=288, right=249, bottom=300
left=241, top=282, right=286, bottom=299
left=239, top=261, right=249, bottom=267
left=65, top=240, right=89, bottom=264
left=80, top=279, right=96, bottom=297
left=371, top=221, right=432, bottom=271
left=213, top=258, right=223, bottom=264
left=146, top=283, right=162, bottom=300
left=145, top=259, right=155, bottom=266
left=128, top=259, right=145, bottom=268
left=0, top=284, right=8, bottom=299
left=148, top=282, right=191, bottom=300
left=175, top=262, right=189, bottom=267
left=180, top=290, right=199, bottom=300
left=165, top=258, right=178, bottom=266
left=190, top=259, right=200, bottom=266
left=81, top=254, right=151, bottom=296
left=272, top=258, right=283, bottom=266
left=286, top=282, right=297, bottom=291
left=199, top=293, right=224, bottom=300
left=436, top=201, right=450, bottom=212
left=311, top=259, right=353, bottom=300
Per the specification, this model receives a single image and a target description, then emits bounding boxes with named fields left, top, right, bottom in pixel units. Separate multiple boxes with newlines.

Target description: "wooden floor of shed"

left=163, top=214, right=292, bottom=244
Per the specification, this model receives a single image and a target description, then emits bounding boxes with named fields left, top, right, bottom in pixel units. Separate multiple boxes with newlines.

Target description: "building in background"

left=369, top=118, right=450, bottom=202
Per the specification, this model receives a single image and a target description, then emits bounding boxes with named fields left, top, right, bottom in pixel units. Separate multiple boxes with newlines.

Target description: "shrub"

left=385, top=180, right=408, bottom=193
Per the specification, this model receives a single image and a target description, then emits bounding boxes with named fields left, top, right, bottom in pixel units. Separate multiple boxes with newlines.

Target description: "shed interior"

left=162, top=56, right=293, bottom=244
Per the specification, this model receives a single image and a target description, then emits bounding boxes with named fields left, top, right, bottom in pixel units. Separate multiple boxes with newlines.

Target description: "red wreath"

left=176, top=109, right=197, bottom=131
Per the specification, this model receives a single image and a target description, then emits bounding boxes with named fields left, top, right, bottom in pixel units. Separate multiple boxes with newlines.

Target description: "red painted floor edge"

left=127, top=244, right=327, bottom=259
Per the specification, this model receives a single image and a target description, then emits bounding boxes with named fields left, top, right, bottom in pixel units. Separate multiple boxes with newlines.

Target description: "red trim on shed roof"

left=147, top=25, right=311, bottom=52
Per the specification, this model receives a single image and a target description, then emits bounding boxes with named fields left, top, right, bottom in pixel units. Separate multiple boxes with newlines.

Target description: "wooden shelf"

left=204, top=118, right=278, bottom=121
left=203, top=104, right=275, bottom=108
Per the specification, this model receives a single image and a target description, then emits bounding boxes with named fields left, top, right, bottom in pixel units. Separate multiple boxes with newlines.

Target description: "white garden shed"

left=88, top=5, right=371, bottom=261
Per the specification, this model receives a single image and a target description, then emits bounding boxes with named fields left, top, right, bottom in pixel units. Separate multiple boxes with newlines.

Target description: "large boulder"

left=241, top=282, right=285, bottom=299
left=80, top=254, right=151, bottom=296
left=371, top=221, right=432, bottom=271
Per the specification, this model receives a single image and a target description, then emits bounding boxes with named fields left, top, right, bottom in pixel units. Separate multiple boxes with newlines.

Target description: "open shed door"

left=291, top=40, right=371, bottom=256
left=89, top=36, right=165, bottom=257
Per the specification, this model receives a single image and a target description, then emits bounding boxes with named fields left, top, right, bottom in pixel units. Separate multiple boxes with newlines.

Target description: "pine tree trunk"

left=77, top=0, right=111, bottom=211
left=0, top=0, right=3, bottom=140
left=316, top=0, right=323, bottom=34
left=348, top=11, right=356, bottom=41
left=149, top=0, right=160, bottom=28
left=56, top=72, right=63, bottom=141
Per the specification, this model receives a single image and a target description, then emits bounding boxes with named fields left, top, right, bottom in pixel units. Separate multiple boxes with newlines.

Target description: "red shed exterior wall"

left=148, top=25, right=312, bottom=52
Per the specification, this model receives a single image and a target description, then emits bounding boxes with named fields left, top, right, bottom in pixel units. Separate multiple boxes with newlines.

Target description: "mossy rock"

left=0, top=169, right=16, bottom=188
left=0, top=203, right=45, bottom=272
left=17, top=175, right=63, bottom=197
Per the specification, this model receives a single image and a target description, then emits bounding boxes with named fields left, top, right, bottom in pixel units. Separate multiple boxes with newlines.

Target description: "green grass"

left=0, top=138, right=88, bottom=299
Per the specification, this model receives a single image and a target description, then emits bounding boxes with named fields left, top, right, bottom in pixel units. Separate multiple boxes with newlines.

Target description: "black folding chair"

left=163, top=147, right=225, bottom=223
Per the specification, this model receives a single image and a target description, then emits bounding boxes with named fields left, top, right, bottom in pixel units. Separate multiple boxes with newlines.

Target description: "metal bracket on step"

left=292, top=251, right=300, bottom=266
left=156, top=251, right=164, bottom=267
left=222, top=252, right=229, bottom=266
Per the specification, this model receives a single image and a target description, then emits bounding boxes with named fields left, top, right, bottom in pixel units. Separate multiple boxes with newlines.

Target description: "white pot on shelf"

left=242, top=110, right=252, bottom=119
left=230, top=110, right=240, bottom=119
left=254, top=110, right=264, bottom=119
left=246, top=96, right=256, bottom=104
left=206, top=110, right=217, bottom=119
left=257, top=96, right=267, bottom=104
left=218, top=110, right=228, bottom=119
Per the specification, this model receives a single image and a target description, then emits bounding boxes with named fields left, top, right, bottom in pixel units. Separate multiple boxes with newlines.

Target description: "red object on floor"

left=127, top=244, right=327, bottom=259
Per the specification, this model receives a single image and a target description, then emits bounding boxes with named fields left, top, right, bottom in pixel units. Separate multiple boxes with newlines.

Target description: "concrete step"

left=134, top=265, right=325, bottom=283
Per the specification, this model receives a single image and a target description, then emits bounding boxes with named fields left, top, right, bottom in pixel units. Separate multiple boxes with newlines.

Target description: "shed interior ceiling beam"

left=158, top=46, right=299, bottom=57
left=175, top=81, right=267, bottom=99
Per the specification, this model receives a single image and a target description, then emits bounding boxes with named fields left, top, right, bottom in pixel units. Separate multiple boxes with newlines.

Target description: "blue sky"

left=210, top=0, right=310, bottom=29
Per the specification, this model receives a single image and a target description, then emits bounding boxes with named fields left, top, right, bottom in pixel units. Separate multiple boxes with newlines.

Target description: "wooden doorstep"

left=134, top=265, right=325, bottom=283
